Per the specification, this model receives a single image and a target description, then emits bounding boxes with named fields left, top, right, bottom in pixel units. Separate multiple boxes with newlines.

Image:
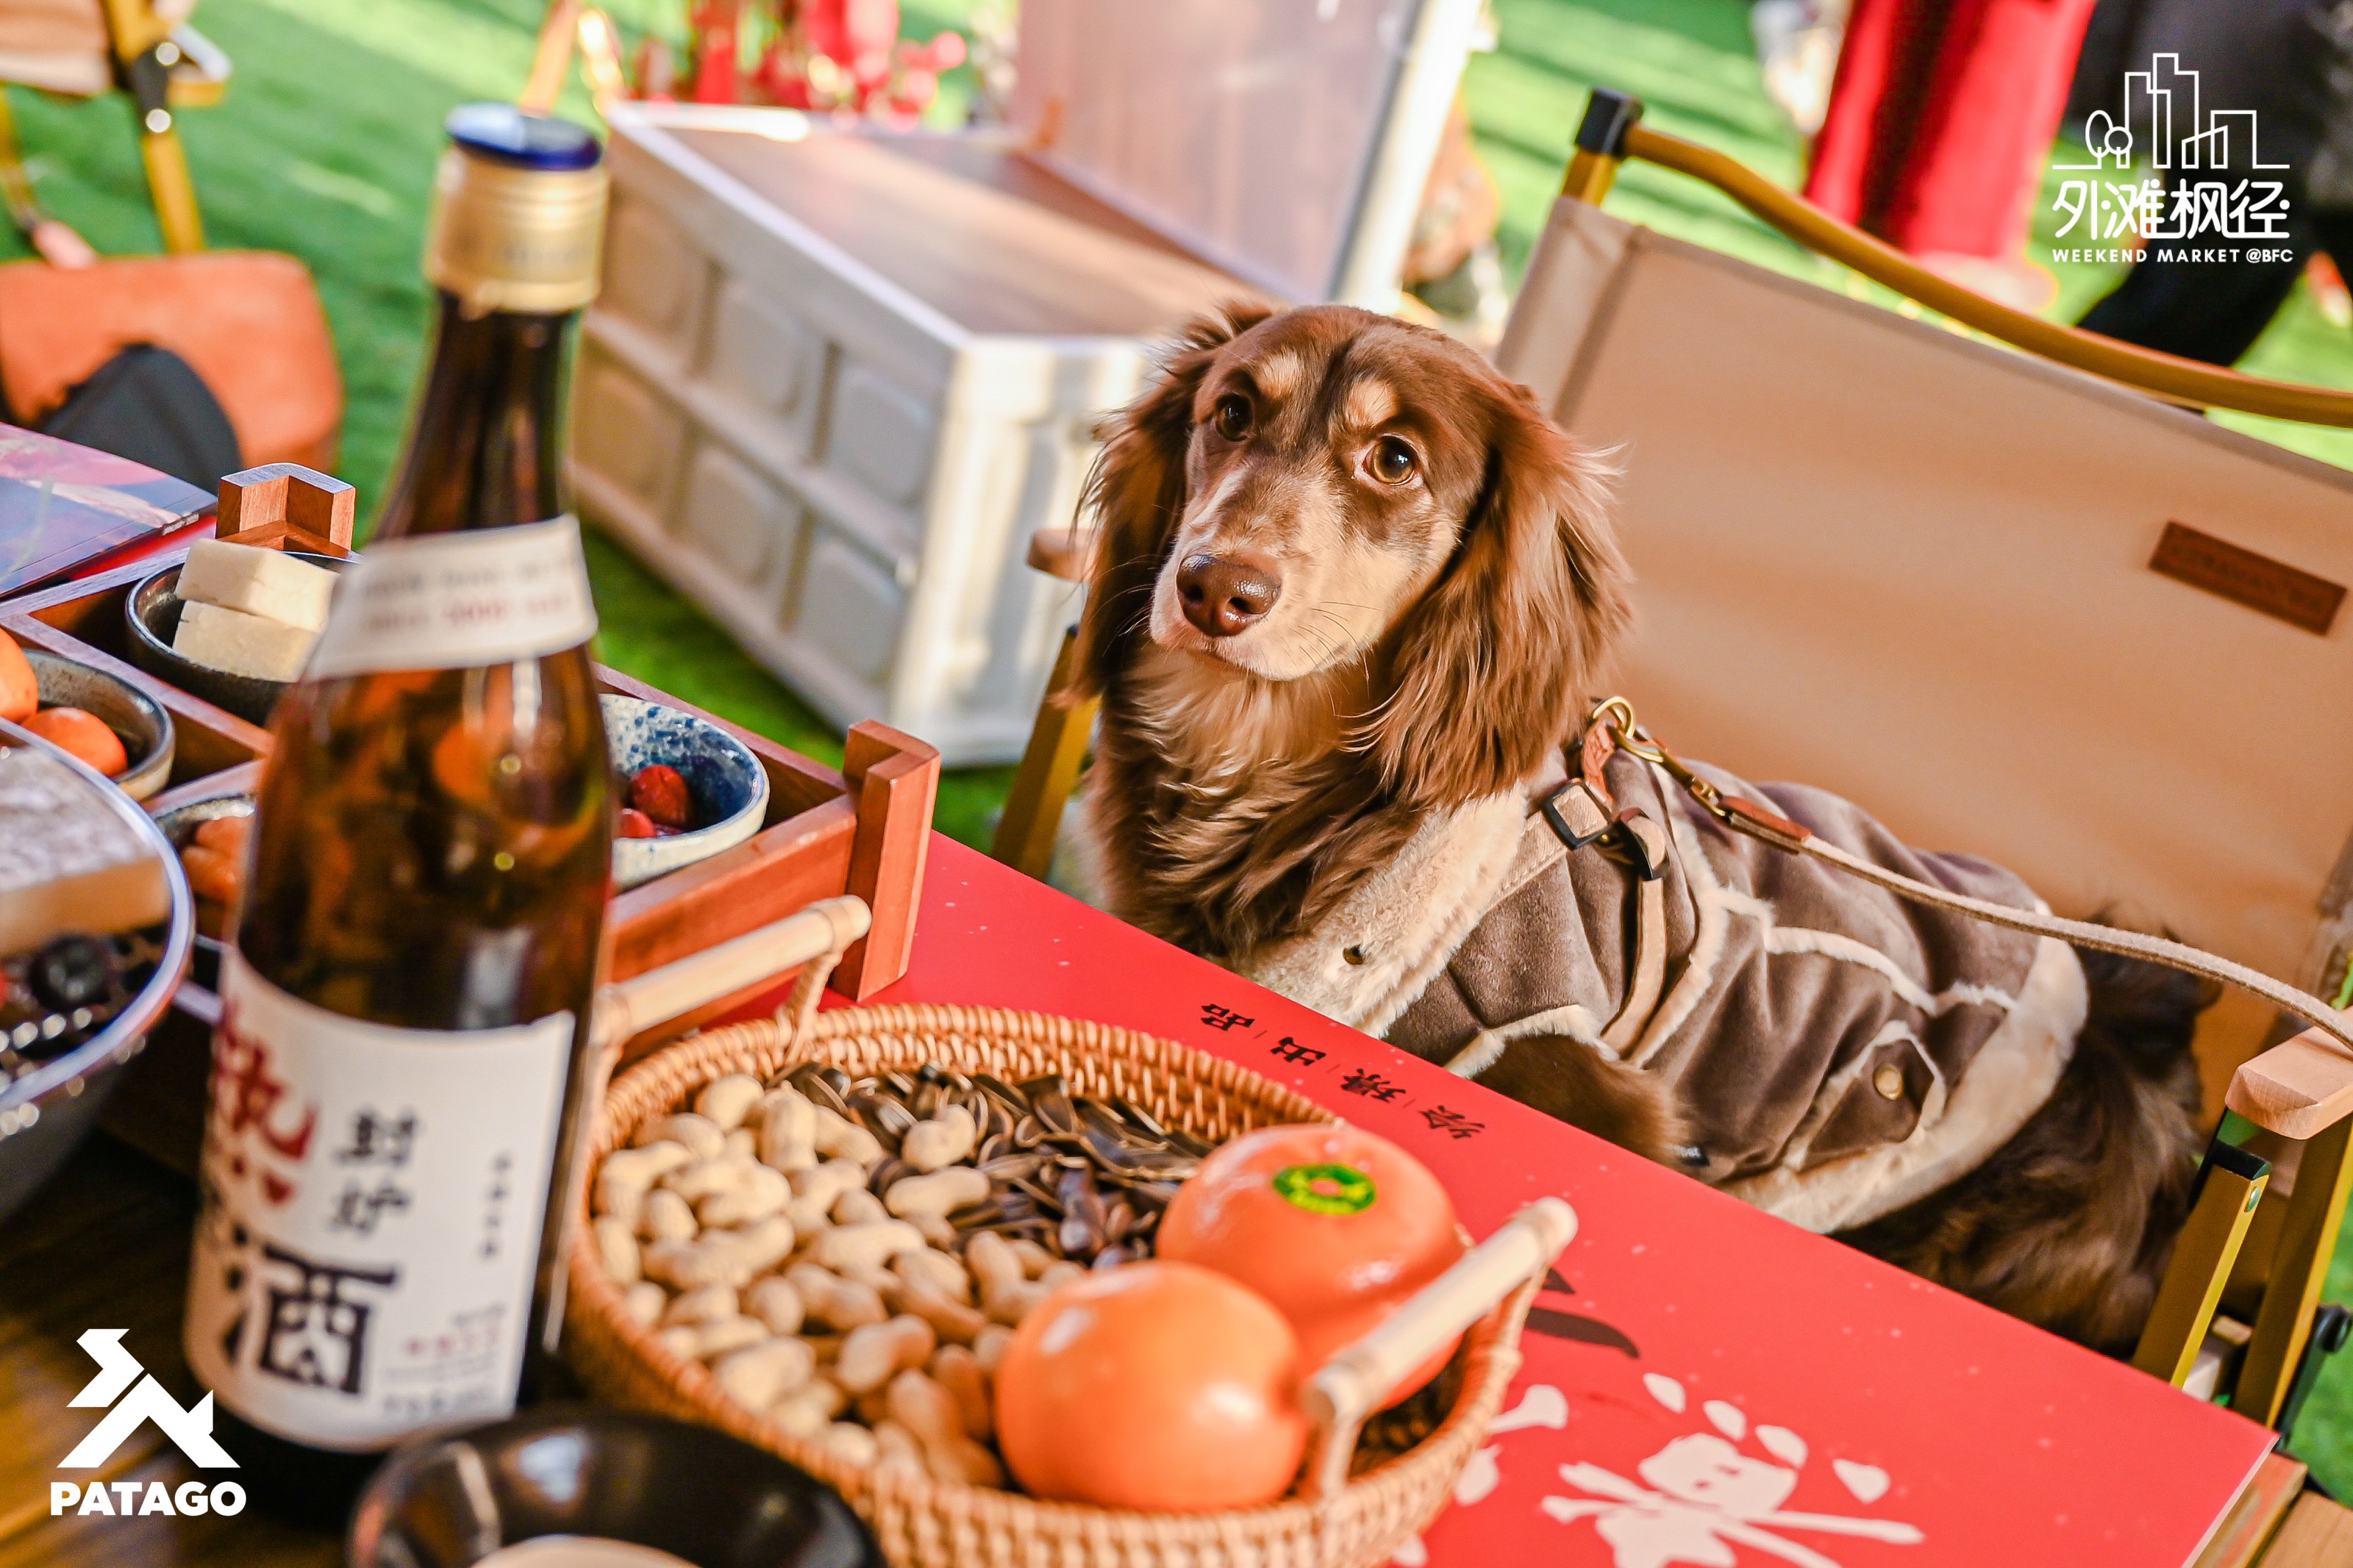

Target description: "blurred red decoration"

left=665, top=0, right=964, bottom=124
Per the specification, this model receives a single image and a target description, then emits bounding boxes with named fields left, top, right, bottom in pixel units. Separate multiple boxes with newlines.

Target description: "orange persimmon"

left=993, top=1261, right=1309, bottom=1511
left=0, top=628, right=33, bottom=722
left=1158, top=1123, right=1465, bottom=1403
left=24, top=706, right=127, bottom=776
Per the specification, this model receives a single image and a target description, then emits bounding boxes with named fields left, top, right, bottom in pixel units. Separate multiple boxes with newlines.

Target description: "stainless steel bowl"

left=0, top=716, right=193, bottom=1225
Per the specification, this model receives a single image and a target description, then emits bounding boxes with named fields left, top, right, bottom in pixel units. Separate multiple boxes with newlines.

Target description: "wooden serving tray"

left=0, top=469, right=938, bottom=1170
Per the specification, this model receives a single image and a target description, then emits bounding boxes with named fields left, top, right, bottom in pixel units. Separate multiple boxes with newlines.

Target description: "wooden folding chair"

left=1460, top=85, right=2353, bottom=1553
left=2135, top=1031, right=2353, bottom=1432
left=0, top=0, right=231, bottom=257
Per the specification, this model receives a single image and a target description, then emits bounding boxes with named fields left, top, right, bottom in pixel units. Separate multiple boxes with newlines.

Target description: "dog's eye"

left=1212, top=395, right=1252, bottom=441
left=1370, top=436, right=1418, bottom=485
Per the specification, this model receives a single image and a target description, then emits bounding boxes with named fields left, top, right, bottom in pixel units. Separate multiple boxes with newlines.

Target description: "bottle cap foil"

left=424, top=106, right=607, bottom=315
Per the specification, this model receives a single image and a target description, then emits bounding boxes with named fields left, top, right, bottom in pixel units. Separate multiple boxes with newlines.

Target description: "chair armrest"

left=2228, top=1028, right=2353, bottom=1140
left=1026, top=526, right=1096, bottom=583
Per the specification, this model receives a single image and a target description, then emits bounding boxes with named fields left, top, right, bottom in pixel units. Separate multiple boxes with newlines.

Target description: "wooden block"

left=2263, top=1492, right=2353, bottom=1566
left=607, top=795, right=857, bottom=982
left=835, top=719, right=940, bottom=999
left=2190, top=1452, right=2304, bottom=1568
left=990, top=626, right=1096, bottom=880
left=2228, top=1028, right=2353, bottom=1141
left=215, top=462, right=354, bottom=556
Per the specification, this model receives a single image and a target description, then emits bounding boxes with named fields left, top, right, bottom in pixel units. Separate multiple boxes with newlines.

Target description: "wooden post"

left=2132, top=1136, right=2270, bottom=1387
left=835, top=720, right=940, bottom=999
left=1560, top=87, right=1643, bottom=207
left=2234, top=1114, right=2353, bottom=1426
left=991, top=628, right=1097, bottom=881
left=216, top=464, right=357, bottom=556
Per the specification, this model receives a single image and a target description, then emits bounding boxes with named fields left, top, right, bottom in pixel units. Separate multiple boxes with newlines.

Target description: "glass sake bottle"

left=182, top=104, right=613, bottom=1524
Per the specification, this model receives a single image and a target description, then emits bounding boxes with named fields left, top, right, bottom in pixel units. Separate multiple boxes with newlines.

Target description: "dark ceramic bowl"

left=124, top=551, right=350, bottom=726
left=26, top=649, right=174, bottom=801
left=348, top=1405, right=884, bottom=1568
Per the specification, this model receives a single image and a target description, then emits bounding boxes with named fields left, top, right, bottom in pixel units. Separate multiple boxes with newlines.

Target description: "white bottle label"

left=185, top=949, right=574, bottom=1452
left=306, top=514, right=597, bottom=679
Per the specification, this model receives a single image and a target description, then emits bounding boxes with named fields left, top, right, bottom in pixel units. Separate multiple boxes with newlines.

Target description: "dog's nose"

left=1176, top=552, right=1282, bottom=637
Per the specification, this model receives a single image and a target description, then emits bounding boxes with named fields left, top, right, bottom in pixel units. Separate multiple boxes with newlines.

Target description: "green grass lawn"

left=14, top=0, right=2353, bottom=1494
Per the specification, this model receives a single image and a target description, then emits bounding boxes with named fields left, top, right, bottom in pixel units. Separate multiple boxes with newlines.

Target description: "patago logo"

left=50, top=1330, right=246, bottom=1519
left=2052, top=54, right=2296, bottom=266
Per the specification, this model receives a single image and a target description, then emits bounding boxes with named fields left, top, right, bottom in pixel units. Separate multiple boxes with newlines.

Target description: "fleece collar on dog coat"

left=1228, top=747, right=2088, bottom=1235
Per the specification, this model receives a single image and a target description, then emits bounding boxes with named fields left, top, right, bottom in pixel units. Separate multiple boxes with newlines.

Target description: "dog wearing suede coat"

left=1068, top=302, right=2205, bottom=1351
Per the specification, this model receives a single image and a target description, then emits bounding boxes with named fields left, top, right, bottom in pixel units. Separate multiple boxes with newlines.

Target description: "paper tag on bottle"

left=306, top=515, right=597, bottom=679
left=185, top=950, right=574, bottom=1453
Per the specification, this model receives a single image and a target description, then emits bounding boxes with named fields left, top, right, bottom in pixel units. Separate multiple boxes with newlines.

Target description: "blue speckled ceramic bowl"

left=601, top=695, right=769, bottom=890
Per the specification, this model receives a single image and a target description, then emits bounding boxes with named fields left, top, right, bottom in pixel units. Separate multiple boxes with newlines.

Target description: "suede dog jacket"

left=1230, top=746, right=2088, bottom=1234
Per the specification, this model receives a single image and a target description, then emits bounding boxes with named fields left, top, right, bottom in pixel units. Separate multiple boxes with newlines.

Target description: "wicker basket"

left=565, top=1001, right=1545, bottom=1568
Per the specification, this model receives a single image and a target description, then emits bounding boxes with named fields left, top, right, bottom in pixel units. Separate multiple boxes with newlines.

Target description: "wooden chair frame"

left=1543, top=86, right=2353, bottom=1447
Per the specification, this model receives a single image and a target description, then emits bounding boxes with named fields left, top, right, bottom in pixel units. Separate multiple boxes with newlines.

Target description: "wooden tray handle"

left=592, top=894, right=871, bottom=1051
left=1299, top=1195, right=1578, bottom=1500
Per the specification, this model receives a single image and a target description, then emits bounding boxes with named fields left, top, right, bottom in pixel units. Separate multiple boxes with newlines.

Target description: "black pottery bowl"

left=349, top=1405, right=885, bottom=1568
left=124, top=551, right=351, bottom=726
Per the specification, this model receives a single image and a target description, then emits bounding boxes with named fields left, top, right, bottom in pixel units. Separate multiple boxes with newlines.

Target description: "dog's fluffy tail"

left=1838, top=943, right=2209, bottom=1353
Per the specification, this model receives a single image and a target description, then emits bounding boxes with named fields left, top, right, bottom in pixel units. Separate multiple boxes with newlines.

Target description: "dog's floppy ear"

left=1368, top=379, right=1632, bottom=806
left=1069, top=302, right=1273, bottom=695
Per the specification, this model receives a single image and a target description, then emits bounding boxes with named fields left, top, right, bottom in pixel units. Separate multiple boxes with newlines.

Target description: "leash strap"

left=1585, top=698, right=2353, bottom=1058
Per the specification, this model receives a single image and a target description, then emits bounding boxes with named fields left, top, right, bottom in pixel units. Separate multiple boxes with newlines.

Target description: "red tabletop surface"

left=783, top=837, right=2271, bottom=1567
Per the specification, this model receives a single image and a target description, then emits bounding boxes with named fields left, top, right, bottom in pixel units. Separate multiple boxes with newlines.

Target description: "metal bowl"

left=0, top=717, right=193, bottom=1226
left=349, top=1404, right=885, bottom=1568
left=25, top=649, right=175, bottom=802
left=123, top=551, right=351, bottom=726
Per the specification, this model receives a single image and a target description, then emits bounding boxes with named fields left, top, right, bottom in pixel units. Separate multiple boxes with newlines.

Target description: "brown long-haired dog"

left=1070, top=303, right=2204, bottom=1351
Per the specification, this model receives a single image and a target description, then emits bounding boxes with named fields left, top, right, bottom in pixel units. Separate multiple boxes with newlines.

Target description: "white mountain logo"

left=60, top=1330, right=236, bottom=1469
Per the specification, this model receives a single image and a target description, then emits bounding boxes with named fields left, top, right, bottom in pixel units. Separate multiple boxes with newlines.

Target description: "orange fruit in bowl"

left=24, top=706, right=128, bottom=776
left=993, top=1260, right=1309, bottom=1511
left=0, top=628, right=33, bottom=723
left=1158, top=1123, right=1465, bottom=1404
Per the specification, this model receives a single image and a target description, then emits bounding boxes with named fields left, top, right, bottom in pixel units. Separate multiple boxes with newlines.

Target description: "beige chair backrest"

left=1497, top=196, right=2353, bottom=1102
left=1007, top=0, right=1484, bottom=307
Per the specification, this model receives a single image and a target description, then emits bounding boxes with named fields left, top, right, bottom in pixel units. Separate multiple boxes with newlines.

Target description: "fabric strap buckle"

left=1540, top=778, right=1615, bottom=851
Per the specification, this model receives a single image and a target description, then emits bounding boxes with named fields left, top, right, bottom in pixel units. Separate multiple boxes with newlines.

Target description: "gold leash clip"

left=1584, top=695, right=1802, bottom=842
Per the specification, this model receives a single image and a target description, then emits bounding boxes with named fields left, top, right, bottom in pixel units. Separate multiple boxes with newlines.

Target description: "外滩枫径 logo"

left=50, top=1330, right=246, bottom=1519
left=2052, top=53, right=2296, bottom=266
